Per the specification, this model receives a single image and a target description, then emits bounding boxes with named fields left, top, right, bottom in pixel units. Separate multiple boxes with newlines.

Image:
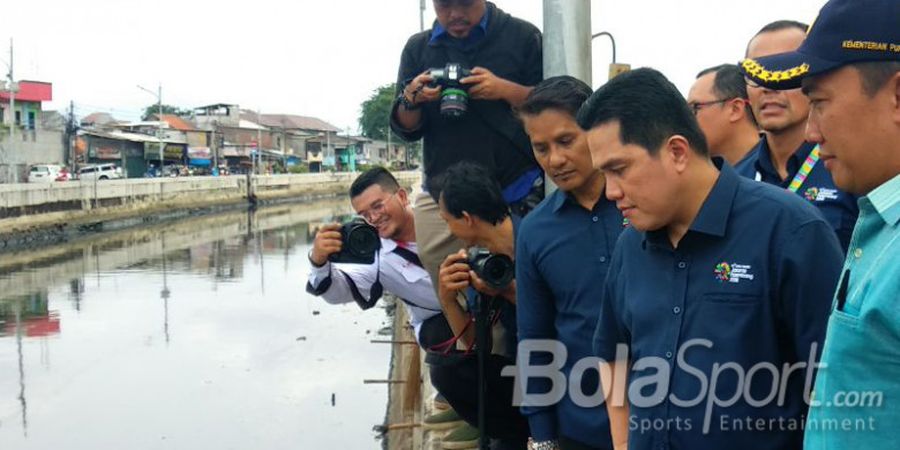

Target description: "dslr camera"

left=466, top=246, right=514, bottom=290
left=328, top=217, right=381, bottom=264
left=427, top=63, right=473, bottom=118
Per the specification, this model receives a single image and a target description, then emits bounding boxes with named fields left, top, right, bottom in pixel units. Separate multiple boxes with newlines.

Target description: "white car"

left=78, top=163, right=123, bottom=181
left=28, top=164, right=67, bottom=183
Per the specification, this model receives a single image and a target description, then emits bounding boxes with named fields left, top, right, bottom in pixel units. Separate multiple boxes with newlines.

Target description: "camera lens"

left=480, top=255, right=514, bottom=289
left=440, top=88, right=469, bottom=118
left=347, top=225, right=380, bottom=256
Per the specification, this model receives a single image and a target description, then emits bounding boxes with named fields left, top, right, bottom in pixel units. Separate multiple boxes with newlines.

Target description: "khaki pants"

left=413, top=192, right=467, bottom=300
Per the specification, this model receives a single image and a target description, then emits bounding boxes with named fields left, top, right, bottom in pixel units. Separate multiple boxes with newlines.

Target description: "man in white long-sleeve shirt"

left=305, top=167, right=453, bottom=348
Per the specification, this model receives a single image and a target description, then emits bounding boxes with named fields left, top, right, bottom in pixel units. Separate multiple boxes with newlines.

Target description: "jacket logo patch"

left=715, top=262, right=755, bottom=284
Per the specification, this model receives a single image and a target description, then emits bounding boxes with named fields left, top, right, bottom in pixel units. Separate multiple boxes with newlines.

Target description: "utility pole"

left=542, top=0, right=592, bottom=83
left=157, top=84, right=163, bottom=173
left=419, top=0, right=426, bottom=31
left=65, top=100, right=76, bottom=169
left=6, top=39, right=17, bottom=183
left=137, top=84, right=164, bottom=175
left=346, top=127, right=352, bottom=172
left=255, top=109, right=261, bottom=176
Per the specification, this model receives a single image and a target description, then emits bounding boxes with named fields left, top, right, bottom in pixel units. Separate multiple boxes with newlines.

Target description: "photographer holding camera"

left=429, top=161, right=530, bottom=449
left=305, top=168, right=453, bottom=349
left=391, top=0, right=544, bottom=305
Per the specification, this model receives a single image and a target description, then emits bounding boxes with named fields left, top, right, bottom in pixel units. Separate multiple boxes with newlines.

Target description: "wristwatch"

left=398, top=89, right=420, bottom=111
left=528, top=438, right=560, bottom=450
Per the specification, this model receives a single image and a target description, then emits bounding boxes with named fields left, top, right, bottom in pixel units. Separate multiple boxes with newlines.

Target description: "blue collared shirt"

left=429, top=7, right=490, bottom=50
left=805, top=173, right=900, bottom=450
left=593, top=160, right=844, bottom=450
left=516, top=188, right=624, bottom=447
left=734, top=138, right=858, bottom=252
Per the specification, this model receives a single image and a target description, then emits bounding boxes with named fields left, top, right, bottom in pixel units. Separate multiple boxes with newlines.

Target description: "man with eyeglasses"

left=306, top=167, right=452, bottom=350
left=736, top=20, right=858, bottom=252
left=687, top=64, right=760, bottom=167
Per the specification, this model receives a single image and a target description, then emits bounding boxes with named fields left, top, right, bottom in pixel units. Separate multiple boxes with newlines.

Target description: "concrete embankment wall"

left=0, top=171, right=421, bottom=248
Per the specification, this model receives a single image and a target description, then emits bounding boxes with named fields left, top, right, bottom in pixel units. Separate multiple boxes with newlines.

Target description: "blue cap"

left=740, top=0, right=899, bottom=90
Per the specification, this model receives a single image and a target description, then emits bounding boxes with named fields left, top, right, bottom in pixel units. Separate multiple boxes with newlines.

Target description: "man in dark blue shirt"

left=513, top=76, right=620, bottom=450
left=736, top=20, right=858, bottom=251
left=578, top=68, right=844, bottom=450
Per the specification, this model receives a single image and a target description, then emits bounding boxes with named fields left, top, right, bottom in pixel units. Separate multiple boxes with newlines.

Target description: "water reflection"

left=0, top=200, right=394, bottom=449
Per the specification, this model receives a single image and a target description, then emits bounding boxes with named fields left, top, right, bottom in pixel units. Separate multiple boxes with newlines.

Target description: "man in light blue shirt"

left=741, top=0, right=900, bottom=448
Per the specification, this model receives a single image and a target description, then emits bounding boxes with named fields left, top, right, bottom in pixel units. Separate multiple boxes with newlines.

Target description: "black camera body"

left=466, top=246, right=514, bottom=290
left=328, top=218, right=381, bottom=264
left=428, top=63, right=473, bottom=118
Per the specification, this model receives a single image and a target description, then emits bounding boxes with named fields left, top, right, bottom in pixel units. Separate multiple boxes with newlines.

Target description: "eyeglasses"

left=358, top=193, right=397, bottom=223
left=688, top=98, right=733, bottom=115
left=744, top=76, right=761, bottom=89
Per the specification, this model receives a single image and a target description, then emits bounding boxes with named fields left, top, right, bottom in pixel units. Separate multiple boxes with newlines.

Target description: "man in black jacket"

left=391, top=0, right=543, bottom=306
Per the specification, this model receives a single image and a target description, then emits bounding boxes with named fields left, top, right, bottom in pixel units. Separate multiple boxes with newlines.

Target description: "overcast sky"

left=3, top=0, right=825, bottom=132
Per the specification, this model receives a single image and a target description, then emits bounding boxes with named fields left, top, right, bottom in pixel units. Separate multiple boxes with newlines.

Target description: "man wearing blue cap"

left=738, top=20, right=859, bottom=253
left=741, top=0, right=900, bottom=448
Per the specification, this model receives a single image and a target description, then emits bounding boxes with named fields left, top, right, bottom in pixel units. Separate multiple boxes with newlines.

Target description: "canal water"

left=0, top=200, right=394, bottom=449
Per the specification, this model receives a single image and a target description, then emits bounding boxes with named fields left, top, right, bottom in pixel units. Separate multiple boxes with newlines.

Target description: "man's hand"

left=461, top=67, right=533, bottom=107
left=438, top=249, right=471, bottom=304
left=403, top=70, right=442, bottom=108
left=310, top=223, right=343, bottom=266
left=469, top=271, right=516, bottom=304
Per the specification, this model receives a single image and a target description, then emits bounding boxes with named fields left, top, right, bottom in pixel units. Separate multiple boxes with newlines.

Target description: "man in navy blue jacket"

left=514, top=76, right=621, bottom=450
left=581, top=68, right=843, bottom=450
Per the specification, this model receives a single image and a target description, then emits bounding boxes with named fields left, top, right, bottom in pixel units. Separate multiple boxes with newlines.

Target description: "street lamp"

left=137, top=84, right=164, bottom=175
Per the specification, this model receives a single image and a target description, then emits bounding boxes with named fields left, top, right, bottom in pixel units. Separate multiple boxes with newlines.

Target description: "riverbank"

left=0, top=171, right=421, bottom=251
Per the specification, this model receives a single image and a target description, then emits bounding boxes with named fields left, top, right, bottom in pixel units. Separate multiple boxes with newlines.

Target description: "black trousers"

left=418, top=313, right=455, bottom=349
left=428, top=352, right=529, bottom=446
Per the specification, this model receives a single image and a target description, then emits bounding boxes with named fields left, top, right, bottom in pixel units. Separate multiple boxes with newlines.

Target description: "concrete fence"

left=0, top=171, right=421, bottom=238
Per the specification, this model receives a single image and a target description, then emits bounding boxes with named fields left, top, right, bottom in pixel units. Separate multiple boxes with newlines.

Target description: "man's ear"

left=891, top=72, right=900, bottom=126
left=461, top=211, right=475, bottom=227
left=728, top=98, right=748, bottom=124
left=665, top=135, right=692, bottom=173
left=397, top=188, right=410, bottom=206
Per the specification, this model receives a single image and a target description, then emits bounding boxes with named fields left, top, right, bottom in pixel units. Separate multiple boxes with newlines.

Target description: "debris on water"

left=312, top=310, right=321, bottom=316
left=366, top=330, right=371, bottom=335
left=331, top=393, right=336, bottom=406
left=296, top=336, right=307, bottom=341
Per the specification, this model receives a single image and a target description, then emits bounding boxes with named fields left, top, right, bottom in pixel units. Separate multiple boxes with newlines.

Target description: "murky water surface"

left=0, top=201, right=392, bottom=449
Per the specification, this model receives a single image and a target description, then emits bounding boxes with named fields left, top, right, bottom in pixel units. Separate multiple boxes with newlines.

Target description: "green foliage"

left=358, top=83, right=401, bottom=142
left=288, top=164, right=310, bottom=174
left=141, top=104, right=192, bottom=121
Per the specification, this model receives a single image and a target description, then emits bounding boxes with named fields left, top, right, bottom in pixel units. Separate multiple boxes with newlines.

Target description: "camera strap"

left=341, top=248, right=443, bottom=314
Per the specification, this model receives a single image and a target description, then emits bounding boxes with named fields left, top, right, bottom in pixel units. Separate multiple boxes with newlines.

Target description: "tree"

left=358, top=83, right=422, bottom=168
left=141, top=104, right=192, bottom=121
left=358, top=83, right=401, bottom=142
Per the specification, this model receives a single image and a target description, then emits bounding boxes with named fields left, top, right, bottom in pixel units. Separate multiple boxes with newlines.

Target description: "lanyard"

left=754, top=145, right=821, bottom=192
left=786, top=145, right=820, bottom=193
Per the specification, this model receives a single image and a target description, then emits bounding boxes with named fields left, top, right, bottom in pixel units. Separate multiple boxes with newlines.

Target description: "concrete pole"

left=419, top=0, right=426, bottom=32
left=255, top=109, right=261, bottom=176
left=542, top=0, right=592, bottom=83
left=7, top=39, right=17, bottom=183
left=158, top=84, right=163, bottom=174
left=542, top=0, right=592, bottom=194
